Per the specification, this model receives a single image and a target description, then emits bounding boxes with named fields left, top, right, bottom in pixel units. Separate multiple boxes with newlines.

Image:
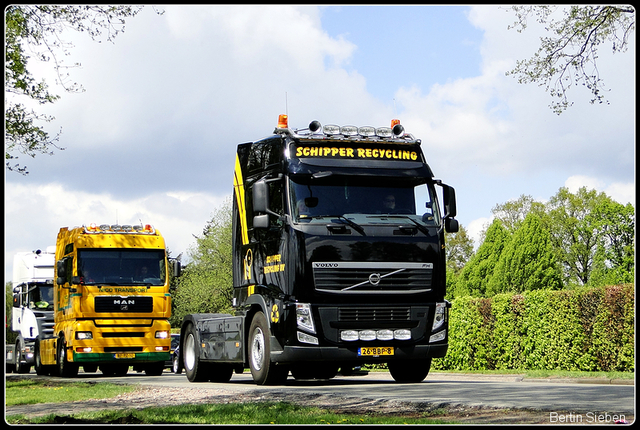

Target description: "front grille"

left=95, top=296, right=153, bottom=313
left=102, top=332, right=145, bottom=338
left=339, top=307, right=411, bottom=322
left=313, top=262, right=432, bottom=294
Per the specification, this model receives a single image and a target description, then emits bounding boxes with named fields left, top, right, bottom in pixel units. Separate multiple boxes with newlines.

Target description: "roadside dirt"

left=8, top=382, right=625, bottom=424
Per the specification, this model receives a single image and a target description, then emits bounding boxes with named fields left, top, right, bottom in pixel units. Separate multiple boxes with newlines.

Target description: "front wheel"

left=248, top=312, right=288, bottom=385
left=34, top=340, right=51, bottom=376
left=57, top=337, right=79, bottom=377
left=388, top=358, right=431, bottom=383
left=15, top=341, right=31, bottom=374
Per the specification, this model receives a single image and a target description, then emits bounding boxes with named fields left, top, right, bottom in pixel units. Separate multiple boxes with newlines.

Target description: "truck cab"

left=181, top=116, right=458, bottom=385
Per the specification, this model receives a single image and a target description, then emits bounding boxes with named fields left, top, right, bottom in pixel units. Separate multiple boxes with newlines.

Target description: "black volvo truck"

left=180, top=115, right=459, bottom=385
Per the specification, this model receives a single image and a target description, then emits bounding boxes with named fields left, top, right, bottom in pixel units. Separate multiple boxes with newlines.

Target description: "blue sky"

left=4, top=5, right=635, bottom=282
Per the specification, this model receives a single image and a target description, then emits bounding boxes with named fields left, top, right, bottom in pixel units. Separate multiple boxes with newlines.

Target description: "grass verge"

left=7, top=402, right=452, bottom=425
left=5, top=378, right=138, bottom=406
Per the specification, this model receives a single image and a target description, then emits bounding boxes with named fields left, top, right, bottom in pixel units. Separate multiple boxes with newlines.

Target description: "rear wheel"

left=388, top=358, right=431, bottom=383
left=172, top=354, right=182, bottom=374
left=183, top=323, right=211, bottom=382
left=248, top=312, right=288, bottom=385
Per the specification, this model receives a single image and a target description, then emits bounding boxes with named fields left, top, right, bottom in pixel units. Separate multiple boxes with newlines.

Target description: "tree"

left=490, top=194, right=545, bottom=233
left=5, top=5, right=150, bottom=174
left=171, top=199, right=233, bottom=325
left=487, top=213, right=562, bottom=295
left=545, top=187, right=605, bottom=287
left=505, top=5, right=635, bottom=114
left=547, top=187, right=635, bottom=287
left=445, top=225, right=475, bottom=275
left=455, top=219, right=510, bottom=297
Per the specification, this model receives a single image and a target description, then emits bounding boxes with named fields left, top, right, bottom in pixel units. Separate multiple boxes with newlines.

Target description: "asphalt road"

left=44, top=369, right=635, bottom=418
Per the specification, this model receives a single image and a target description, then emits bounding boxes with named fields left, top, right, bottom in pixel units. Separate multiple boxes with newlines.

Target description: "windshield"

left=77, top=249, right=166, bottom=286
left=28, top=284, right=54, bottom=310
left=289, top=177, right=441, bottom=227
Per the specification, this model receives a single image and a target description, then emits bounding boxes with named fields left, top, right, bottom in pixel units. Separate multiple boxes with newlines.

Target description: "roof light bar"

left=280, top=115, right=416, bottom=142
left=83, top=224, right=156, bottom=234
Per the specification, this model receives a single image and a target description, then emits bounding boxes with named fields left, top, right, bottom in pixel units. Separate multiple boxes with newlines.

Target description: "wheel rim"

left=184, top=333, right=196, bottom=371
left=251, top=327, right=265, bottom=372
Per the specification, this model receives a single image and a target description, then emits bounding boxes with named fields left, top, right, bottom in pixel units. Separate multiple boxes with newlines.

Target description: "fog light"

left=429, top=330, right=446, bottom=343
left=359, top=330, right=376, bottom=341
left=297, top=331, right=319, bottom=345
left=341, top=330, right=359, bottom=341
left=76, top=347, right=92, bottom=353
left=376, top=329, right=394, bottom=341
left=394, top=329, right=411, bottom=340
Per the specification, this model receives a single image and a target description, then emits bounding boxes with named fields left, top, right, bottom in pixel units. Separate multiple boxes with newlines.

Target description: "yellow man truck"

left=179, top=115, right=458, bottom=385
left=35, top=223, right=179, bottom=377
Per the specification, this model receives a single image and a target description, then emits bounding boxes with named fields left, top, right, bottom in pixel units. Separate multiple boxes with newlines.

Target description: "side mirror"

left=253, top=214, right=270, bottom=229
left=56, top=259, right=67, bottom=285
left=442, top=184, right=457, bottom=219
left=13, top=293, right=20, bottom=308
left=57, top=259, right=67, bottom=278
left=171, top=259, right=182, bottom=277
left=445, top=218, right=459, bottom=233
left=253, top=180, right=269, bottom=214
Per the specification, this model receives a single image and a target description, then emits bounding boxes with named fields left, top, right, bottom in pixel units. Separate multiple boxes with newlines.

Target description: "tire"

left=172, top=355, right=182, bottom=374
left=57, top=337, right=79, bottom=377
left=248, top=312, right=288, bottom=385
left=34, top=340, right=51, bottom=376
left=388, top=358, right=431, bottom=383
left=183, top=323, right=211, bottom=382
left=15, top=341, right=31, bottom=374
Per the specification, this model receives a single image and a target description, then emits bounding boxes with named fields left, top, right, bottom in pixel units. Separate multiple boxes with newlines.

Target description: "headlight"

left=432, top=302, right=447, bottom=331
left=155, top=331, right=169, bottom=339
left=75, top=331, right=93, bottom=340
left=296, top=303, right=315, bottom=333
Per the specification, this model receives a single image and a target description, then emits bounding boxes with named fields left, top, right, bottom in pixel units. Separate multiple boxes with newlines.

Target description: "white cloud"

left=4, top=182, right=228, bottom=282
left=564, top=175, right=635, bottom=206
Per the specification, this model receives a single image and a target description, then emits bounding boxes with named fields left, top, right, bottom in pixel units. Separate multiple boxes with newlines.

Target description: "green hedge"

left=433, top=284, right=634, bottom=372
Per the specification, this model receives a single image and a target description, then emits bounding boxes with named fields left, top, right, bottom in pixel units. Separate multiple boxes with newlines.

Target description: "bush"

left=433, top=284, right=634, bottom=372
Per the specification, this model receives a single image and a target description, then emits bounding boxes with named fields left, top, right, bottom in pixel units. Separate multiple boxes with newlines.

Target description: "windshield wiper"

left=367, top=214, right=431, bottom=236
left=309, top=215, right=366, bottom=236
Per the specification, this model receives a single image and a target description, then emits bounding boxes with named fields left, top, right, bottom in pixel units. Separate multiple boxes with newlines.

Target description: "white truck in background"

left=6, top=247, right=56, bottom=373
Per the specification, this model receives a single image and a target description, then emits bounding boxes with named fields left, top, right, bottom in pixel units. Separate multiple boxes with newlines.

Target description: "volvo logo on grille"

left=368, top=273, right=381, bottom=286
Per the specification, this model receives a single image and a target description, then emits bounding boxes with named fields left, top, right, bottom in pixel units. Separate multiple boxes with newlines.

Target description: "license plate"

left=115, top=353, right=135, bottom=359
left=358, top=347, right=394, bottom=357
